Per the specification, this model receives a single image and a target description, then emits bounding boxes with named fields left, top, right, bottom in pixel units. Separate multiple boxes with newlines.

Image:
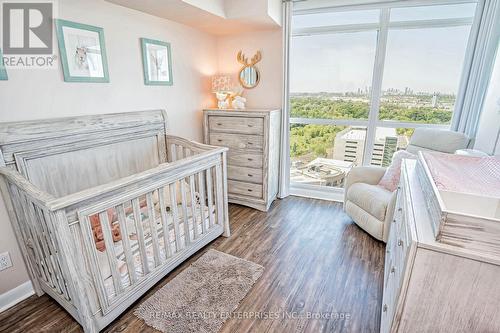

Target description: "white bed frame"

left=0, top=110, right=230, bottom=332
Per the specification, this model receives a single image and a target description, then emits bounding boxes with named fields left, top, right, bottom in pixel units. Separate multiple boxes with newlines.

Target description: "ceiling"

left=105, top=0, right=282, bottom=35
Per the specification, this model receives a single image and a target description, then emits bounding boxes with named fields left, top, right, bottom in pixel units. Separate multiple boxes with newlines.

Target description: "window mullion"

left=362, top=8, right=390, bottom=166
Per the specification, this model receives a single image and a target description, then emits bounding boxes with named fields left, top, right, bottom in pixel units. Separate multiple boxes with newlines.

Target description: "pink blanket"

left=422, top=152, right=500, bottom=198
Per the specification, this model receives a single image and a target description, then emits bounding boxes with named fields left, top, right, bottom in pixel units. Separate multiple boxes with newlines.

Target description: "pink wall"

left=215, top=29, right=283, bottom=109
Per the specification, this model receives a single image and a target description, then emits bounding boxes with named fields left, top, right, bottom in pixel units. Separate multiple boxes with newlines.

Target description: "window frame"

left=289, top=0, right=478, bottom=200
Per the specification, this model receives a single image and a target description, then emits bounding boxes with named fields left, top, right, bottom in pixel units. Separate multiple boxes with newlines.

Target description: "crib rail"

left=73, top=144, right=228, bottom=314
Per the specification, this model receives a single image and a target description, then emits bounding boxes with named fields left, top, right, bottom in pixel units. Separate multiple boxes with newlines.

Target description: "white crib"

left=0, top=110, right=230, bottom=332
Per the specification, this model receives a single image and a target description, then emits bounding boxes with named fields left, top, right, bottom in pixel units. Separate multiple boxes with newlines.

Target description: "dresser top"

left=203, top=108, right=280, bottom=114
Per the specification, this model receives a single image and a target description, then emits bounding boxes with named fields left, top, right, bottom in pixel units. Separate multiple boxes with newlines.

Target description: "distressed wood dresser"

left=381, top=159, right=500, bottom=332
left=203, top=108, right=280, bottom=211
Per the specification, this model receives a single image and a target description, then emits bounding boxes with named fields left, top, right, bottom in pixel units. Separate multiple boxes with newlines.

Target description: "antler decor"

left=237, top=50, right=262, bottom=90
left=237, top=50, right=262, bottom=66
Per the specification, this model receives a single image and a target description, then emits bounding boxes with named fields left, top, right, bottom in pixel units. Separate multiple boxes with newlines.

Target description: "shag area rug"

left=134, top=249, right=264, bottom=333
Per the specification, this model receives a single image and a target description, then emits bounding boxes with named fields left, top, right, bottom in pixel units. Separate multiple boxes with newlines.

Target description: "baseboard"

left=0, top=281, right=35, bottom=313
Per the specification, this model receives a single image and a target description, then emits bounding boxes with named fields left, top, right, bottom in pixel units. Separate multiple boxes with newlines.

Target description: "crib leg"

left=50, top=211, right=99, bottom=333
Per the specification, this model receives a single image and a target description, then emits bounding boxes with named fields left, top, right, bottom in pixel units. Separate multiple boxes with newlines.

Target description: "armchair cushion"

left=346, top=183, right=393, bottom=221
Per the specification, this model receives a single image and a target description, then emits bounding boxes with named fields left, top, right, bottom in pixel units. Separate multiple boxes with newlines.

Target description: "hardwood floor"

left=0, top=196, right=385, bottom=333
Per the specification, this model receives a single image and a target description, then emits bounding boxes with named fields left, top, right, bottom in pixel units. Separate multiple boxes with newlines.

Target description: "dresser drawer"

left=210, top=133, right=263, bottom=150
left=228, top=165, right=263, bottom=184
left=209, top=116, right=264, bottom=135
left=227, top=151, right=263, bottom=168
left=228, top=180, right=263, bottom=198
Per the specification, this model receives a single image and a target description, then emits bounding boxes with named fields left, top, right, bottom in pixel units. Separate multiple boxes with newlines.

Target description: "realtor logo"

left=2, top=2, right=53, bottom=54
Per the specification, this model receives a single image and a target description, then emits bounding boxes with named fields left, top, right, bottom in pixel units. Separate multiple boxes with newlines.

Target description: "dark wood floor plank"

left=0, top=197, right=384, bottom=333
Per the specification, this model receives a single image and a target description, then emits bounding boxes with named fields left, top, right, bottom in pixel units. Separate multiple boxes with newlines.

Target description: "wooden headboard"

left=0, top=110, right=168, bottom=197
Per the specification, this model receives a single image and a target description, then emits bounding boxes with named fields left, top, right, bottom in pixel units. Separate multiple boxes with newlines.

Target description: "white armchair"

left=344, top=166, right=396, bottom=242
left=344, top=128, right=470, bottom=242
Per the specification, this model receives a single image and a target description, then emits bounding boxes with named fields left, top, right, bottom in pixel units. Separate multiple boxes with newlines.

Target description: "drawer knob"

left=217, top=139, right=222, bottom=142
left=383, top=304, right=388, bottom=312
left=248, top=158, right=253, bottom=161
left=398, top=208, right=403, bottom=212
left=391, top=266, right=396, bottom=273
left=248, top=189, right=253, bottom=192
left=248, top=174, right=253, bottom=177
left=248, top=124, right=253, bottom=127
left=248, top=142, right=253, bottom=145
left=217, top=123, right=222, bottom=126
left=398, top=239, right=403, bottom=247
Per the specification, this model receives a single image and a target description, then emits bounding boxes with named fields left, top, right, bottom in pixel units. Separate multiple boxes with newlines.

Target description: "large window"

left=290, top=1, right=477, bottom=195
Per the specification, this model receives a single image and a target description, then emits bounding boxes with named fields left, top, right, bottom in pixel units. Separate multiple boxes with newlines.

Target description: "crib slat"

left=99, top=211, right=124, bottom=295
left=179, top=180, right=191, bottom=246
left=188, top=175, right=199, bottom=240
left=146, top=192, right=161, bottom=267
left=24, top=198, right=58, bottom=290
left=197, top=172, right=207, bottom=235
left=132, top=198, right=150, bottom=275
left=116, top=204, right=137, bottom=284
left=40, top=209, right=70, bottom=298
left=205, top=169, right=215, bottom=229
left=43, top=209, right=73, bottom=301
left=34, top=207, right=64, bottom=295
left=169, top=144, right=177, bottom=162
left=177, top=146, right=184, bottom=160
left=215, top=164, right=224, bottom=228
left=158, top=188, right=172, bottom=259
left=19, top=193, right=50, bottom=283
left=169, top=183, right=182, bottom=252
left=9, top=187, right=44, bottom=281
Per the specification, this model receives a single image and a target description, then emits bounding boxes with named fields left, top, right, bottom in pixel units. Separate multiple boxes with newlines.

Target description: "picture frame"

left=55, top=19, right=109, bottom=83
left=141, top=38, right=173, bottom=86
left=0, top=49, right=7, bottom=81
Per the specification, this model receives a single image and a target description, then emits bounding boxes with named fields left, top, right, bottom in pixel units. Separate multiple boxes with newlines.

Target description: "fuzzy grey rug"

left=134, top=249, right=264, bottom=333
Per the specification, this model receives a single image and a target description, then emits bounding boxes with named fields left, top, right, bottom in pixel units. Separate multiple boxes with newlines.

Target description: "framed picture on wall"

left=0, top=49, right=7, bottom=81
left=141, top=38, right=173, bottom=86
left=55, top=19, right=109, bottom=83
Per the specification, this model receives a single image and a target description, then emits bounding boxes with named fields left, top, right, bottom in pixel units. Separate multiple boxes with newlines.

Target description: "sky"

left=290, top=3, right=476, bottom=94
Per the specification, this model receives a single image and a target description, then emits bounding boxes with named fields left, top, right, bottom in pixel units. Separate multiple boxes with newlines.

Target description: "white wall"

left=475, top=47, right=500, bottom=155
left=0, top=0, right=218, bottom=296
left=216, top=29, right=283, bottom=109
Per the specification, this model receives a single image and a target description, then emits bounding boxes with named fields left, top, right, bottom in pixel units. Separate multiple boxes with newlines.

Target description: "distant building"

left=290, top=158, right=354, bottom=187
left=333, top=127, right=405, bottom=167
left=432, top=93, right=438, bottom=108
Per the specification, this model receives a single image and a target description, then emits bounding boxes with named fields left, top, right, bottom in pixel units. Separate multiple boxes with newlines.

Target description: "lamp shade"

left=212, top=75, right=233, bottom=93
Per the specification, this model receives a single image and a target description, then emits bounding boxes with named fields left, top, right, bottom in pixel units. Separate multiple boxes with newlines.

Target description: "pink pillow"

left=378, top=150, right=416, bottom=192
